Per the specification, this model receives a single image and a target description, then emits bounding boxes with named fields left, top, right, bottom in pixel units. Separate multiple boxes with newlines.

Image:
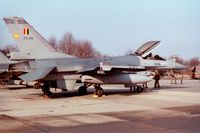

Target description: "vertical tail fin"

left=3, top=17, right=56, bottom=54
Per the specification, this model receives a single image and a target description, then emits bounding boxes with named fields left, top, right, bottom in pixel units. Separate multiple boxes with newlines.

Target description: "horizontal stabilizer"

left=19, top=67, right=55, bottom=81
left=0, top=52, right=9, bottom=63
left=0, top=64, right=9, bottom=73
left=0, top=70, right=6, bottom=74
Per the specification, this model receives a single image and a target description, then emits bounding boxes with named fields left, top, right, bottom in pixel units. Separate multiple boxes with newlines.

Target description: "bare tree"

left=58, top=32, right=102, bottom=58
left=173, top=56, right=185, bottom=65
left=188, top=57, right=200, bottom=67
left=59, top=32, right=76, bottom=55
left=125, top=49, right=134, bottom=55
left=80, top=40, right=95, bottom=58
left=0, top=45, right=18, bottom=56
left=48, top=36, right=58, bottom=50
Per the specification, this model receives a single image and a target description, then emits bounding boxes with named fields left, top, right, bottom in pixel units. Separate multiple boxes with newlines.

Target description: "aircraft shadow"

left=29, top=84, right=190, bottom=99
left=0, top=85, right=28, bottom=90
left=31, top=88, right=155, bottom=99
left=157, top=85, right=190, bottom=90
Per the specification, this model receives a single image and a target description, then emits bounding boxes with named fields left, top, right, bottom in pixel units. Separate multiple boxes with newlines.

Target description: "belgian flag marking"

left=23, top=28, right=29, bottom=35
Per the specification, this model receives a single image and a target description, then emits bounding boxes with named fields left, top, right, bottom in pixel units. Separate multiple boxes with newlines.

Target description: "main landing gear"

left=77, top=83, right=104, bottom=97
left=77, top=86, right=87, bottom=96
left=0, top=80, right=7, bottom=86
left=130, top=86, right=144, bottom=93
left=42, top=82, right=52, bottom=96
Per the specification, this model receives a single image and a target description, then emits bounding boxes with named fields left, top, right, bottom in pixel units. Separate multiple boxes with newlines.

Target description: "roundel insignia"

left=13, top=33, right=20, bottom=39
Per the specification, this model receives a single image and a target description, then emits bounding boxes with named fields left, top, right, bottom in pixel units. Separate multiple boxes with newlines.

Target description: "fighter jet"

left=3, top=17, right=186, bottom=96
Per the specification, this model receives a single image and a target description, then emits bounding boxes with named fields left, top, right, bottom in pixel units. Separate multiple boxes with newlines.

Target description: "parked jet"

left=3, top=17, right=186, bottom=96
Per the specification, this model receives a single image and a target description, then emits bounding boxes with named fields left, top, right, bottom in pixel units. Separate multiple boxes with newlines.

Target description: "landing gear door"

left=56, top=80, right=76, bottom=91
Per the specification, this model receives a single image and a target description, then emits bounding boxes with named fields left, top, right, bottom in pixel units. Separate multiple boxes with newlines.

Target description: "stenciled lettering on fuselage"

left=154, top=62, right=161, bottom=66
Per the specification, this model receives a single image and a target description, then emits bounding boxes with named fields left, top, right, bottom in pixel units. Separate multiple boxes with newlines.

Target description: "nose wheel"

left=33, top=82, right=41, bottom=89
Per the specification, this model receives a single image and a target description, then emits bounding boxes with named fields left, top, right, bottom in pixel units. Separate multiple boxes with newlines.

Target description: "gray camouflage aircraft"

left=3, top=17, right=186, bottom=96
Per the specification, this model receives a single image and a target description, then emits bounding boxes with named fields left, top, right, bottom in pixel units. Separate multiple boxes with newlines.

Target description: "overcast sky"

left=0, top=0, right=199, bottom=59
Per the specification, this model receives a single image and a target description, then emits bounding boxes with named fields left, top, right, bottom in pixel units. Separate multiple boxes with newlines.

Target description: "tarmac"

left=0, top=79, right=200, bottom=133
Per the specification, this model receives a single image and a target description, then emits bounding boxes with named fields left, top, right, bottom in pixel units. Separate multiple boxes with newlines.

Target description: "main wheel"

left=136, top=86, right=144, bottom=93
left=33, top=83, right=41, bottom=89
left=1, top=81, right=7, bottom=86
left=78, top=86, right=87, bottom=96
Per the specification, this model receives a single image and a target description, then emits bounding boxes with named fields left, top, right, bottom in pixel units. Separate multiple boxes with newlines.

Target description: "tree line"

left=48, top=32, right=103, bottom=58
left=0, top=32, right=103, bottom=58
left=0, top=32, right=199, bottom=67
left=174, top=56, right=200, bottom=68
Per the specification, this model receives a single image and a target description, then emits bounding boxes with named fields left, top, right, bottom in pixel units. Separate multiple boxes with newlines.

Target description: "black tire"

left=42, top=82, right=52, bottom=96
left=1, top=81, right=7, bottom=86
left=136, top=86, right=142, bottom=93
left=47, top=91, right=53, bottom=96
left=78, top=86, right=87, bottom=96
left=140, top=87, right=144, bottom=93
left=96, top=87, right=104, bottom=97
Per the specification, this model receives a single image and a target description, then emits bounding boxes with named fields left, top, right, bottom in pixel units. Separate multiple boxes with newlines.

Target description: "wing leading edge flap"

left=76, top=67, right=97, bottom=73
left=101, top=65, right=145, bottom=71
left=19, top=67, right=55, bottom=81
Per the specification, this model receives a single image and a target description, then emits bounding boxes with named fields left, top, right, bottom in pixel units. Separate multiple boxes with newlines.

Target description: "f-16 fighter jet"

left=3, top=17, right=186, bottom=96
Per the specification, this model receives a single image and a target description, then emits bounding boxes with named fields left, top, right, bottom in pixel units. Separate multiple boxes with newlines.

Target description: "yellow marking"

left=13, top=33, right=20, bottom=39
left=92, top=95, right=98, bottom=98
left=92, top=95, right=106, bottom=98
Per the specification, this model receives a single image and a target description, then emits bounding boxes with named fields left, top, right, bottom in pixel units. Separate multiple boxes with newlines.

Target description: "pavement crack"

left=1, top=115, right=50, bottom=133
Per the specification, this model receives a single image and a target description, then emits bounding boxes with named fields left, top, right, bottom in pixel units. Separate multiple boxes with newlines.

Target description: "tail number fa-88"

left=23, top=36, right=33, bottom=40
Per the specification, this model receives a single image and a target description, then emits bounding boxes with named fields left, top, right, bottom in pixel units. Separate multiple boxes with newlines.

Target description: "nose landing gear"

left=94, top=84, right=104, bottom=97
left=130, top=86, right=144, bottom=93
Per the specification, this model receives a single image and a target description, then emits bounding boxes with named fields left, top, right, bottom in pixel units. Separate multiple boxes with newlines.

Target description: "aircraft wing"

left=19, top=67, right=55, bottom=81
left=0, top=64, right=9, bottom=73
